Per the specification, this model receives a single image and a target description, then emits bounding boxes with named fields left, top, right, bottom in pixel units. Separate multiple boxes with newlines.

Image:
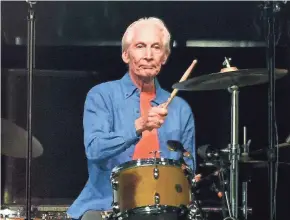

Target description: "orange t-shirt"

left=132, top=91, right=160, bottom=159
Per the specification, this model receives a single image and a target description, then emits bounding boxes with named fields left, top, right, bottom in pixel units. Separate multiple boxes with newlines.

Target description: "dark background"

left=1, top=1, right=290, bottom=220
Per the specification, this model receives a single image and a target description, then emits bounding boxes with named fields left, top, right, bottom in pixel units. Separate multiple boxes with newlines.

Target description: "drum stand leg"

left=241, top=182, right=248, bottom=220
left=219, top=165, right=233, bottom=219
left=228, top=85, right=240, bottom=220
left=242, top=127, right=250, bottom=220
left=188, top=180, right=206, bottom=220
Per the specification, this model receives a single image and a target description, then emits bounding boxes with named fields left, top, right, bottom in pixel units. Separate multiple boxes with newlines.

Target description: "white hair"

left=121, top=17, right=171, bottom=55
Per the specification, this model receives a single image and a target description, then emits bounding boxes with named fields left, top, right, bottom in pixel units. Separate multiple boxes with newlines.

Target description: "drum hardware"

left=167, top=140, right=195, bottom=172
left=219, top=162, right=233, bottom=219
left=111, top=179, right=119, bottom=190
left=154, top=193, right=160, bottom=205
left=110, top=158, right=192, bottom=219
left=149, top=151, right=161, bottom=179
left=187, top=194, right=205, bottom=220
left=166, top=140, right=205, bottom=219
left=201, top=206, right=252, bottom=214
left=241, top=127, right=249, bottom=220
left=187, top=202, right=203, bottom=220
left=227, top=69, right=240, bottom=220
left=173, top=54, right=288, bottom=220
left=101, top=211, right=114, bottom=220
left=112, top=202, right=120, bottom=215
left=0, top=207, right=44, bottom=220
left=24, top=1, right=37, bottom=220
left=0, top=209, right=18, bottom=218
left=153, top=167, right=159, bottom=179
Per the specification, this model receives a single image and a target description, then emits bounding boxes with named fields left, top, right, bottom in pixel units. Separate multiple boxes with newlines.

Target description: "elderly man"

left=67, top=17, right=196, bottom=220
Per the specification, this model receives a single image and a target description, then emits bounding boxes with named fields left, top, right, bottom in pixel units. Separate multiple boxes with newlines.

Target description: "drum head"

left=111, top=158, right=182, bottom=175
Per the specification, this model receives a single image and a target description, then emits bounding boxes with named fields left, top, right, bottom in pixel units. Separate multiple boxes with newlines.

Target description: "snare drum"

left=110, top=158, right=193, bottom=219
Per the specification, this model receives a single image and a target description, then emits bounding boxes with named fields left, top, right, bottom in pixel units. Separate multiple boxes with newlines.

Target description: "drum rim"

left=114, top=205, right=187, bottom=218
left=111, top=158, right=182, bottom=174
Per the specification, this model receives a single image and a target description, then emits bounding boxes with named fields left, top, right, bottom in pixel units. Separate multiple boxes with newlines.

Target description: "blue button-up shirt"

left=67, top=73, right=196, bottom=219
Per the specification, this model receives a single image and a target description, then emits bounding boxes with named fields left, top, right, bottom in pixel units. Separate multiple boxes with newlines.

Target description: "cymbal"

left=250, top=142, right=290, bottom=157
left=240, top=160, right=290, bottom=169
left=173, top=68, right=288, bottom=91
left=200, top=158, right=290, bottom=169
left=1, top=118, right=43, bottom=158
left=275, top=142, right=290, bottom=148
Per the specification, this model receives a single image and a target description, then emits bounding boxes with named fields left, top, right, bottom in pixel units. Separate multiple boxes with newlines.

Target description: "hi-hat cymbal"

left=173, top=68, right=288, bottom=91
left=1, top=118, right=43, bottom=158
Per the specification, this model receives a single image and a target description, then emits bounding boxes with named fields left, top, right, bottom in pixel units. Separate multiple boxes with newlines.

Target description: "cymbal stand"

left=26, top=1, right=36, bottom=220
left=262, top=2, right=284, bottom=220
left=241, top=127, right=249, bottom=220
left=228, top=85, right=240, bottom=220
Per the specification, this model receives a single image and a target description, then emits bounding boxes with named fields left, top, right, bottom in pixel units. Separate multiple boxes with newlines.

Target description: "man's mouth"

left=140, top=66, right=154, bottom=69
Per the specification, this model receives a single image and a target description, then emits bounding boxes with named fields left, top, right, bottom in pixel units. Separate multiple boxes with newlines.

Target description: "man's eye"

left=136, top=44, right=144, bottom=48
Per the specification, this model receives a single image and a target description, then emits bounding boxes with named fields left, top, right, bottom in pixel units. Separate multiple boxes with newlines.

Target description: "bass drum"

left=110, top=158, right=193, bottom=220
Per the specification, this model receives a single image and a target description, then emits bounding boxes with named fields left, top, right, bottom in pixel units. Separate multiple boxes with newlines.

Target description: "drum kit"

left=101, top=58, right=288, bottom=220
left=1, top=62, right=288, bottom=220
left=1, top=1, right=289, bottom=220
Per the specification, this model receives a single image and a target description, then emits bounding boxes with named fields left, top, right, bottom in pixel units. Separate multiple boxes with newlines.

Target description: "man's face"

left=122, top=24, right=168, bottom=81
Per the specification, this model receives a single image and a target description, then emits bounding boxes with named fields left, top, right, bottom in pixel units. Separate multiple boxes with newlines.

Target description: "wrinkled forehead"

left=131, top=23, right=164, bottom=44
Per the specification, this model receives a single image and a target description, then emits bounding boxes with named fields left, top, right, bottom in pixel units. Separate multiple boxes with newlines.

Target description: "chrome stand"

left=228, top=85, right=240, bottom=220
left=26, top=1, right=36, bottom=220
left=242, top=127, right=249, bottom=220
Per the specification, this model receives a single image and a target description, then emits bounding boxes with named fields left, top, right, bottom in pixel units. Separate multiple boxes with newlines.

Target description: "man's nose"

left=145, top=48, right=153, bottom=59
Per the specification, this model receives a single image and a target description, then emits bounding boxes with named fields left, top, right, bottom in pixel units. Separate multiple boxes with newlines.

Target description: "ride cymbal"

left=173, top=68, right=288, bottom=91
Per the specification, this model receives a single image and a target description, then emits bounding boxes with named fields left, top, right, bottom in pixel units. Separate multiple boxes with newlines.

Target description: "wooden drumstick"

left=164, top=59, right=198, bottom=108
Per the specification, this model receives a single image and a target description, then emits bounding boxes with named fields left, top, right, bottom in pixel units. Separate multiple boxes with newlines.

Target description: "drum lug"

left=153, top=167, right=159, bottom=179
left=111, top=179, right=119, bottom=190
left=112, top=202, right=120, bottom=214
left=154, top=192, right=160, bottom=205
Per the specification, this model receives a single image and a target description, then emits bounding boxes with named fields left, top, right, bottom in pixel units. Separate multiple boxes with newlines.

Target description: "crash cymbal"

left=1, top=118, right=43, bottom=158
left=172, top=68, right=288, bottom=91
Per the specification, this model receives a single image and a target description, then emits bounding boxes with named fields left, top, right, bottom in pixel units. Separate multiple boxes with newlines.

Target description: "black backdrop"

left=2, top=45, right=290, bottom=220
left=1, top=1, right=290, bottom=220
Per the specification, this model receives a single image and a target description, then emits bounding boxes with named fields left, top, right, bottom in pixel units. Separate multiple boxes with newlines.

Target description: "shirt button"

left=136, top=110, right=139, bottom=113
left=125, top=93, right=129, bottom=97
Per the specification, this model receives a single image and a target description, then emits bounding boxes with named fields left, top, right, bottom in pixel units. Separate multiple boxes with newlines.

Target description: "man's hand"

left=135, top=104, right=168, bottom=134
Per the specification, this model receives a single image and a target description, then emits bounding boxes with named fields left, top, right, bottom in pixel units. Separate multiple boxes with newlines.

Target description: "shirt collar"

left=121, top=72, right=169, bottom=105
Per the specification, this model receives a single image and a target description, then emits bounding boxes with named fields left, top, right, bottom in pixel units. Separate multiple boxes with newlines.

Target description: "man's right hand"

left=135, top=105, right=168, bottom=134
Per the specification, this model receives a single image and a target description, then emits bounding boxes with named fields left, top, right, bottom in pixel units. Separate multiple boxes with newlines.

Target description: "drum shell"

left=111, top=159, right=192, bottom=212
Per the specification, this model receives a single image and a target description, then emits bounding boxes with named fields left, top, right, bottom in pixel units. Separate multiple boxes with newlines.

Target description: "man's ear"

left=161, top=54, right=169, bottom=65
left=122, top=51, right=130, bottom=64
